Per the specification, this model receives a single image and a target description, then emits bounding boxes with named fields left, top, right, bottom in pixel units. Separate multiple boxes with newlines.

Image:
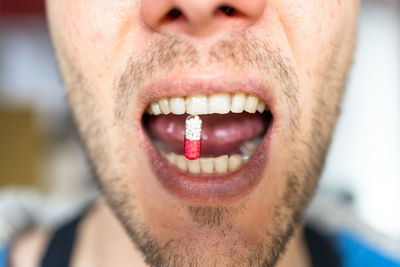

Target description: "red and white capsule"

left=184, top=115, right=202, bottom=160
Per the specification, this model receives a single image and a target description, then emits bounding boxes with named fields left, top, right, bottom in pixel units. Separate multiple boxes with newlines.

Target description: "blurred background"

left=0, top=0, right=399, bottom=261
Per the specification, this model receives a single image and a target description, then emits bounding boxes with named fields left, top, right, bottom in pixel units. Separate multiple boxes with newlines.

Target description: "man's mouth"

left=138, top=77, right=276, bottom=203
left=143, top=93, right=272, bottom=174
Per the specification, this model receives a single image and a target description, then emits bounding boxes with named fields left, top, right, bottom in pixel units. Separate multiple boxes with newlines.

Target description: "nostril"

left=167, top=8, right=183, bottom=20
left=218, top=5, right=236, bottom=16
left=141, top=0, right=266, bottom=35
left=158, top=7, right=184, bottom=25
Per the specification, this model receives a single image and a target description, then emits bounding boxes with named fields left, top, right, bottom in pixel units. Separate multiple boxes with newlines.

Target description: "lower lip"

left=141, top=118, right=275, bottom=204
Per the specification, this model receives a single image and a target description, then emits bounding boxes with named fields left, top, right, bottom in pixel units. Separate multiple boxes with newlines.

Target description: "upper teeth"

left=147, top=93, right=268, bottom=115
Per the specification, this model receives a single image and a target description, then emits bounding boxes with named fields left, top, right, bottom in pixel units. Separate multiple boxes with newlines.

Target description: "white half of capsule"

left=185, top=115, right=202, bottom=141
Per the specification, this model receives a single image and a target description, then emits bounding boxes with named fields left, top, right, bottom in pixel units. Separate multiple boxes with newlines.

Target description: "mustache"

left=115, top=30, right=298, bottom=121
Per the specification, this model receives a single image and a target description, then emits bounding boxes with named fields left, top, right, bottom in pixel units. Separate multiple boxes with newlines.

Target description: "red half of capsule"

left=184, top=138, right=201, bottom=160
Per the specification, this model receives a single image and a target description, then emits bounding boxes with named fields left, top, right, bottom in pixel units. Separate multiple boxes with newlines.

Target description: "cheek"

left=272, top=0, right=350, bottom=120
left=280, top=1, right=345, bottom=74
left=60, top=0, right=141, bottom=87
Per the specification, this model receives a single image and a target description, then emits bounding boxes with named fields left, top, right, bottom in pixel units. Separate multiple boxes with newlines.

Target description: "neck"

left=71, top=199, right=310, bottom=267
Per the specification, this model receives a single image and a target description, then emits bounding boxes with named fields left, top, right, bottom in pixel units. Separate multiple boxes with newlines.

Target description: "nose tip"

left=141, top=0, right=266, bottom=37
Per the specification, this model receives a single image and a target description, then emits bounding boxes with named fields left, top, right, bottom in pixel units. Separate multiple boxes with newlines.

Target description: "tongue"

left=145, top=113, right=267, bottom=156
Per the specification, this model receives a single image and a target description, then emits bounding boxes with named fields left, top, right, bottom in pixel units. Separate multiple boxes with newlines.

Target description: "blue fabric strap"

left=0, top=246, right=9, bottom=267
left=334, top=230, right=400, bottom=267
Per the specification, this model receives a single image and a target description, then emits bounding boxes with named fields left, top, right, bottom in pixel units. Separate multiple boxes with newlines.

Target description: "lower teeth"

left=157, top=138, right=261, bottom=174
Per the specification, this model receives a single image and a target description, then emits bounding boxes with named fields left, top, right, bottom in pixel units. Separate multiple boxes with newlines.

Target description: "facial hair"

left=60, top=29, right=352, bottom=266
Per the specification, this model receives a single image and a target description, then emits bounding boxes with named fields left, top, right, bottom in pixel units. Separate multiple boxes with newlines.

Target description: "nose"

left=141, top=0, right=266, bottom=37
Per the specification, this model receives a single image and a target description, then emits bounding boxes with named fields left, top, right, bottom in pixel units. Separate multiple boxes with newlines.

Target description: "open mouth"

left=138, top=77, right=276, bottom=203
left=143, top=92, right=272, bottom=174
left=142, top=93, right=272, bottom=174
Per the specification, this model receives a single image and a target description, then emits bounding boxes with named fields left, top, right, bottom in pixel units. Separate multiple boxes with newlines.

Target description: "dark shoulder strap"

left=40, top=214, right=83, bottom=267
left=304, top=225, right=341, bottom=267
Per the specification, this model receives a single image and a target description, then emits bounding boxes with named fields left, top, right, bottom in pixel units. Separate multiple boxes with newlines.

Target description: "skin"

left=12, top=0, right=360, bottom=266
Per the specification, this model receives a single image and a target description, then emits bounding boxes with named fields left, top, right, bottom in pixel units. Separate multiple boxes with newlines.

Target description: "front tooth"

left=256, top=101, right=266, bottom=113
left=208, top=94, right=230, bottom=114
left=228, top=155, right=242, bottom=172
left=200, top=158, right=214, bottom=174
left=176, top=155, right=187, bottom=171
left=231, top=93, right=246, bottom=113
left=159, top=98, right=171, bottom=114
left=150, top=101, right=161, bottom=115
left=186, top=95, right=208, bottom=115
left=170, top=97, right=186, bottom=114
left=244, top=94, right=259, bottom=113
left=214, top=155, right=228, bottom=173
left=187, top=159, right=201, bottom=174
